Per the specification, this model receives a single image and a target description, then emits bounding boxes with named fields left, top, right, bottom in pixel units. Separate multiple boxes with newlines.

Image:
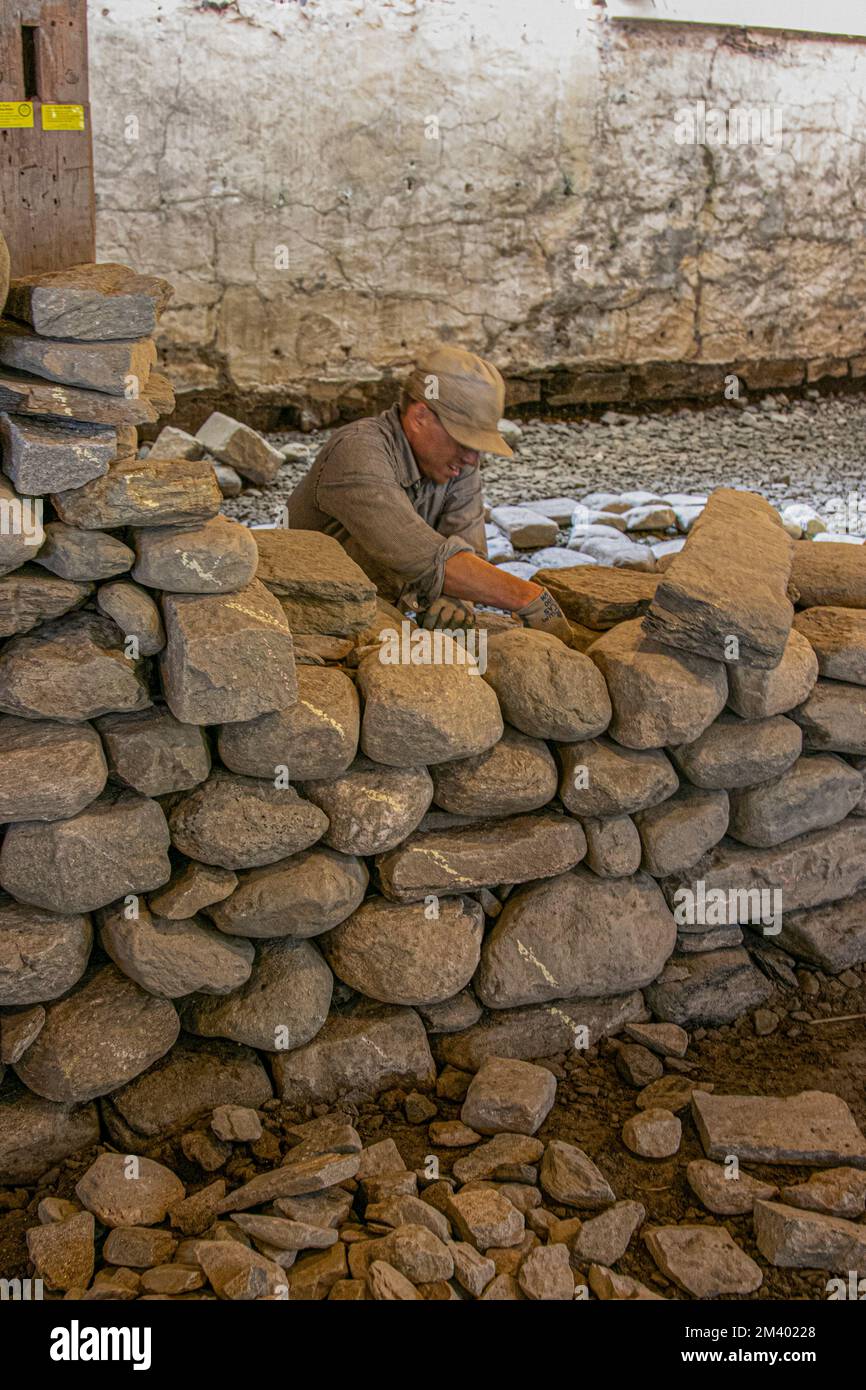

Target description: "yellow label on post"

left=0, top=101, right=35, bottom=128
left=41, top=104, right=86, bottom=132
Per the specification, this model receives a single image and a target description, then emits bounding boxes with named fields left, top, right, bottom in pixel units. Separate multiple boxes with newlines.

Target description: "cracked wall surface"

left=90, top=0, right=866, bottom=423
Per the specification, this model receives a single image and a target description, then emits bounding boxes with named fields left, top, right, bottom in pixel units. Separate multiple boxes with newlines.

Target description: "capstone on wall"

left=90, top=0, right=866, bottom=424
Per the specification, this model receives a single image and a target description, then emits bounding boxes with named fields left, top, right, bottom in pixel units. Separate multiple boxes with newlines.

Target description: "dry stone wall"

left=1, top=264, right=866, bottom=1191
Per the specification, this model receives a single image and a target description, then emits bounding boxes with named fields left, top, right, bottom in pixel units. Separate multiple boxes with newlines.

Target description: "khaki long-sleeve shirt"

left=287, top=404, right=487, bottom=608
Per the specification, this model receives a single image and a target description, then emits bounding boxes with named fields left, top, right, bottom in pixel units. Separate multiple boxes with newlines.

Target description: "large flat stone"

left=255, top=529, right=377, bottom=634
left=131, top=515, right=258, bottom=594
left=770, top=889, right=866, bottom=972
left=644, top=1224, right=762, bottom=1297
left=375, top=812, right=586, bottom=903
left=475, top=867, right=676, bottom=1008
left=321, top=894, right=484, bottom=1006
left=357, top=649, right=504, bottom=767
left=644, top=948, right=772, bottom=1026
left=0, top=412, right=115, bottom=494
left=218, top=666, right=359, bottom=780
left=0, top=368, right=160, bottom=427
left=794, top=607, right=866, bottom=685
left=691, top=1090, right=866, bottom=1167
left=0, top=716, right=106, bottom=822
left=481, top=629, right=611, bottom=741
left=271, top=1002, right=436, bottom=1106
left=588, top=618, right=728, bottom=749
left=52, top=457, right=221, bottom=530
left=0, top=1078, right=99, bottom=1184
left=644, top=488, right=793, bottom=668
left=14, top=964, right=180, bottom=1103
left=727, top=754, right=863, bottom=846
left=0, top=787, right=171, bottom=914
left=754, top=1199, right=866, bottom=1274
left=161, top=580, right=298, bottom=725
left=0, top=897, right=92, bottom=1005
left=5, top=262, right=172, bottom=340
left=534, top=565, right=658, bottom=629
left=660, top=820, right=866, bottom=917
left=0, top=611, right=150, bottom=722
left=205, top=847, right=368, bottom=939
left=0, top=567, right=92, bottom=643
left=791, top=540, right=866, bottom=609
left=434, top=991, right=647, bottom=1070
left=0, top=318, right=156, bottom=394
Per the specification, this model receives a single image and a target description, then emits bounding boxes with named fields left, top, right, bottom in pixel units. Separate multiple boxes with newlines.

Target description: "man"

left=288, top=345, right=573, bottom=640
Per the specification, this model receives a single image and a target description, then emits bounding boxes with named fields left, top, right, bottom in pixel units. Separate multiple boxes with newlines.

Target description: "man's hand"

left=419, top=596, right=477, bottom=630
left=514, top=589, right=574, bottom=644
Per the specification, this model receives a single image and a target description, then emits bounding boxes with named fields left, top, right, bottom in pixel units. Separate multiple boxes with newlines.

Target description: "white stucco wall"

left=90, top=0, right=866, bottom=423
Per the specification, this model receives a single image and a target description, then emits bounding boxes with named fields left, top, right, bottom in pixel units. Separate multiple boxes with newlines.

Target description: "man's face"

left=402, top=401, right=480, bottom=485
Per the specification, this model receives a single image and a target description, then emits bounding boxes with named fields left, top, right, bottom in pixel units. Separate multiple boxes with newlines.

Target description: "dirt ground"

left=2, top=956, right=864, bottom=1301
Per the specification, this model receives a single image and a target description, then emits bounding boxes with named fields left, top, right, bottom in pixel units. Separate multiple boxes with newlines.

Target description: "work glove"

left=514, top=589, right=574, bottom=645
left=419, top=596, right=477, bottom=631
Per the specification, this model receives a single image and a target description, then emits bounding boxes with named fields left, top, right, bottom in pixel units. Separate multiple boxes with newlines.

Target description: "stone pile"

left=1, top=268, right=866, bottom=1299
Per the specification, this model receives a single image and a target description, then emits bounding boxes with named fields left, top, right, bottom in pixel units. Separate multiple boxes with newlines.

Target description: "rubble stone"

left=218, top=667, right=359, bottom=781
left=52, top=458, right=221, bottom=530
left=99, top=903, right=254, bottom=998
left=168, top=770, right=327, bottom=870
left=0, top=717, right=106, bottom=823
left=558, top=735, right=679, bottom=816
left=196, top=412, right=284, bottom=485
left=430, top=725, right=558, bottom=816
left=254, top=529, right=377, bottom=634
left=357, top=649, right=503, bottom=767
left=96, top=707, right=211, bottom=797
left=691, top=1089, right=866, bottom=1166
left=754, top=1200, right=866, bottom=1274
left=634, top=786, right=730, bottom=876
left=0, top=412, right=115, bottom=494
left=727, top=754, right=863, bottom=846
left=482, top=629, right=611, bottom=741
left=460, top=1056, right=556, bottom=1136
left=300, top=757, right=433, bottom=856
left=96, top=580, right=165, bottom=655
left=727, top=629, right=818, bottom=718
left=206, top=848, right=367, bottom=940
left=181, top=938, right=332, bottom=1052
left=792, top=678, right=866, bottom=754
left=644, top=1225, right=762, bottom=1297
left=271, top=1004, right=435, bottom=1106
left=131, top=516, right=258, bottom=594
left=669, top=712, right=803, bottom=788
left=794, top=606, right=866, bottom=684
left=0, top=611, right=150, bottom=723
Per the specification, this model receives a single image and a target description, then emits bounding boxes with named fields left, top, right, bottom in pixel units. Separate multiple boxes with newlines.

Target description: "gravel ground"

left=221, top=390, right=866, bottom=531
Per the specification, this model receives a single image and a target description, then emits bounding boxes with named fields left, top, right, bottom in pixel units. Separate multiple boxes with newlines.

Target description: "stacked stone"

left=2, top=274, right=866, bottom=1192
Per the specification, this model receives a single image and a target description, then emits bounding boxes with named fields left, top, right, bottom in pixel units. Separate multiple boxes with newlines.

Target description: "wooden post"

left=0, top=0, right=95, bottom=276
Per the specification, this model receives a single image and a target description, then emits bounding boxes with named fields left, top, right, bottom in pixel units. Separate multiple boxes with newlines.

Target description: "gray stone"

left=791, top=540, right=866, bottom=609
left=376, top=812, right=586, bottom=903
left=754, top=1200, right=866, bottom=1274
left=271, top=1003, right=435, bottom=1106
left=169, top=770, right=327, bottom=869
left=771, top=889, right=866, bottom=972
left=572, top=1201, right=645, bottom=1265
left=435, top=991, right=647, bottom=1071
left=481, top=629, right=611, bottom=741
left=661, top=820, right=866, bottom=917
left=540, top=1139, right=615, bottom=1209
left=195, top=412, right=283, bottom=484
left=691, top=1089, right=866, bottom=1166
left=451, top=1133, right=543, bottom=1183
left=644, top=1225, right=762, bottom=1297
left=15, top=964, right=179, bottom=1103
left=6, top=263, right=172, bottom=340
left=96, top=580, right=165, bottom=656
left=418, top=990, right=481, bottom=1034
left=182, top=938, right=332, bottom=1052
left=218, top=666, right=359, bottom=780
left=587, top=1265, right=665, bottom=1300
left=475, top=867, right=676, bottom=1008
left=645, top=948, right=772, bottom=1026
left=489, top=505, right=557, bottom=548
left=727, top=628, right=818, bottom=718
left=0, top=475, right=44, bottom=575
left=634, top=786, right=729, bottom=876
left=321, top=894, right=483, bottom=1006
left=794, top=607, right=866, bottom=684
left=529, top=565, right=658, bottom=630
left=451, top=1241, right=496, bottom=1296
left=727, top=753, right=863, bottom=846
left=0, top=898, right=92, bottom=1006
left=213, top=463, right=243, bottom=497
left=357, top=649, right=503, bottom=767
left=0, top=369, right=160, bottom=427
left=96, top=706, right=211, bottom=796
left=686, top=1159, right=778, bottom=1215
left=0, top=412, right=115, bottom=494
left=230, top=1212, right=337, bottom=1250
left=431, top=725, right=557, bottom=816
left=0, top=1078, right=99, bottom=1184
left=530, top=546, right=589, bottom=569
left=616, top=1043, right=663, bottom=1087
left=197, top=1240, right=288, bottom=1298
left=52, top=458, right=221, bottom=529
left=99, top=902, right=254, bottom=998
left=645, top=489, right=793, bottom=668
left=0, top=787, right=171, bottom=914
left=0, top=717, right=106, bottom=822
left=101, top=1037, right=272, bottom=1146
left=460, top=1055, right=556, bottom=1136
left=0, top=316, right=155, bottom=394
left=558, top=735, right=679, bottom=816
left=624, top=1021, right=688, bottom=1057
left=254, top=528, right=377, bottom=634
left=299, top=757, right=433, bottom=856
left=147, top=426, right=203, bottom=460
left=792, top=678, right=866, bottom=754
left=580, top=814, right=642, bottom=876
left=669, top=711, right=803, bottom=789
left=622, top=1108, right=681, bottom=1158
left=577, top=534, right=658, bottom=571
left=160, top=580, right=298, bottom=726
left=205, top=847, right=368, bottom=939
left=588, top=619, right=728, bottom=749
left=0, top=611, right=150, bottom=723
left=102, top=1225, right=176, bottom=1269
left=131, top=515, right=258, bottom=594
left=0, top=565, right=92, bottom=636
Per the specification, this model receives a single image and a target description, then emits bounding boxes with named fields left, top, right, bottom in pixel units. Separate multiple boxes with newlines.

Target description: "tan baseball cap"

left=404, top=345, right=514, bottom=458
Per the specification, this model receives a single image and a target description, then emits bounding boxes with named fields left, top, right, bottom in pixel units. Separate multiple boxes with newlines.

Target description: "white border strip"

left=605, top=0, right=866, bottom=39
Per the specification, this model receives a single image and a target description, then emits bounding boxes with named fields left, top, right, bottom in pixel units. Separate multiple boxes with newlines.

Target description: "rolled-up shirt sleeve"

left=315, top=446, right=473, bottom=607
